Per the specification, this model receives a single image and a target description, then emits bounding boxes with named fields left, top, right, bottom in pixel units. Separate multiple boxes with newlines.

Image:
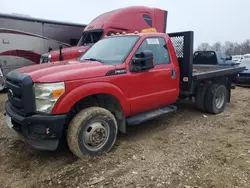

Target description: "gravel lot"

left=0, top=87, right=250, bottom=188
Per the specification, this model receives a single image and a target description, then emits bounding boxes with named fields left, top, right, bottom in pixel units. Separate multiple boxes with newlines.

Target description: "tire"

left=205, top=84, right=228, bottom=114
left=195, top=82, right=212, bottom=111
left=67, top=107, right=118, bottom=158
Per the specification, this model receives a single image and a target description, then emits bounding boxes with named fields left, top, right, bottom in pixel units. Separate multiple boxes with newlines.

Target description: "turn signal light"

left=52, top=88, right=65, bottom=99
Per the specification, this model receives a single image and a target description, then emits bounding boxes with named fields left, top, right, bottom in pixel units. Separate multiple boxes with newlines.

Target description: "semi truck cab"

left=5, top=29, right=245, bottom=158
left=40, top=6, right=168, bottom=63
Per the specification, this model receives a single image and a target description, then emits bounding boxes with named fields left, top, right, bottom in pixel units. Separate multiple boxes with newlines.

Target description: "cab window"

left=77, top=30, right=103, bottom=46
left=134, top=37, right=170, bottom=65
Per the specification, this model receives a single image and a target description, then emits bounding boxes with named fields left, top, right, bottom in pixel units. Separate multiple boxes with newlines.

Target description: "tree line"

left=196, top=39, right=250, bottom=55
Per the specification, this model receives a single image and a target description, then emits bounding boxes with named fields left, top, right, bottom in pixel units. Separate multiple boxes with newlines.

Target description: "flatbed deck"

left=192, top=65, right=246, bottom=80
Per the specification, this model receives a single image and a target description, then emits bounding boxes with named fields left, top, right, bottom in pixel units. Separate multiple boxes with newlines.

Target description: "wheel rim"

left=82, top=121, right=110, bottom=151
left=215, top=88, right=225, bottom=109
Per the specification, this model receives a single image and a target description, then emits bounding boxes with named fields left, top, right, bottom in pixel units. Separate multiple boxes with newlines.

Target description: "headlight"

left=34, top=82, right=65, bottom=113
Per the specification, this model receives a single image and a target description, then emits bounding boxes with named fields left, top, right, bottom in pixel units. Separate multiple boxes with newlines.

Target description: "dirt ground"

left=0, top=87, right=250, bottom=188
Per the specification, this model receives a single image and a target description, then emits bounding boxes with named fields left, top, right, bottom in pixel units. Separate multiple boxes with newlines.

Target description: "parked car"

left=243, top=54, right=250, bottom=61
left=232, top=55, right=244, bottom=63
left=234, top=59, right=250, bottom=86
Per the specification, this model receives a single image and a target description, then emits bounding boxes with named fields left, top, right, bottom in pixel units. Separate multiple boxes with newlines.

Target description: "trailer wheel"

left=67, top=107, right=118, bottom=158
left=205, top=84, right=228, bottom=114
left=195, top=82, right=211, bottom=111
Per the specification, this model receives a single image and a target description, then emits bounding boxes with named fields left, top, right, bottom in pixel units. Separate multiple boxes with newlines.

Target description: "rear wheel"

left=195, top=82, right=212, bottom=111
left=67, top=107, right=118, bottom=158
left=205, top=84, right=228, bottom=114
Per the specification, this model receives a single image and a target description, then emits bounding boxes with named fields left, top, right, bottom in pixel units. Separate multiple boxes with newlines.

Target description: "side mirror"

left=130, top=50, right=154, bottom=72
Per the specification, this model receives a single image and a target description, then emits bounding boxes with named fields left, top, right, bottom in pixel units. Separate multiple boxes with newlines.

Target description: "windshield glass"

left=77, top=30, right=103, bottom=46
left=79, top=36, right=139, bottom=65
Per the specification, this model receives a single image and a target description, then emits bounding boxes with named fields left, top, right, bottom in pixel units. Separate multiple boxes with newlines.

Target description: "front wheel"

left=67, top=107, right=118, bottom=158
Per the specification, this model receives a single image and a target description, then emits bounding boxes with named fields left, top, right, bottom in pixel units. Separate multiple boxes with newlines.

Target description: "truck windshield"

left=79, top=36, right=139, bottom=65
left=77, top=30, right=103, bottom=46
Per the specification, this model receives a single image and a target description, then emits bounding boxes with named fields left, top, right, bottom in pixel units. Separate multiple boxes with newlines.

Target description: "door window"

left=134, top=37, right=170, bottom=65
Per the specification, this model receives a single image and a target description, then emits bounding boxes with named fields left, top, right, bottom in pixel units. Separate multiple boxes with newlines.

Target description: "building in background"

left=0, top=13, right=86, bottom=90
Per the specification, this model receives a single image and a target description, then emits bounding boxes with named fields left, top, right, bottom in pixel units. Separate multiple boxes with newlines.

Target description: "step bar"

left=126, top=105, right=177, bottom=125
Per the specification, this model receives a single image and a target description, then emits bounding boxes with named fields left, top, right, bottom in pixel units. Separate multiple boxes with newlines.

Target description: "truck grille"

left=6, top=71, right=35, bottom=116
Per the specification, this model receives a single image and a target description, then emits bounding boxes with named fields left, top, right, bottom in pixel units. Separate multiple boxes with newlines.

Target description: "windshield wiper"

left=83, top=58, right=104, bottom=63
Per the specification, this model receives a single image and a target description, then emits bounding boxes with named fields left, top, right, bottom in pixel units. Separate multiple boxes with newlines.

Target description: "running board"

left=126, top=105, right=177, bottom=125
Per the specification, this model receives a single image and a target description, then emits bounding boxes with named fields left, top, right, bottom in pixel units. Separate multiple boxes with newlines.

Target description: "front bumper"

left=5, top=101, right=67, bottom=151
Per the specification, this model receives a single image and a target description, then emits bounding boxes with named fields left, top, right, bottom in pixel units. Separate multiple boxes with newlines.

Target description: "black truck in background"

left=193, top=51, right=239, bottom=66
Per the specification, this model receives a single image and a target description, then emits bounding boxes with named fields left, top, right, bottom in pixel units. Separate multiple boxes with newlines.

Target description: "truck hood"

left=43, top=45, right=90, bottom=62
left=16, top=60, right=115, bottom=82
left=47, top=46, right=89, bottom=56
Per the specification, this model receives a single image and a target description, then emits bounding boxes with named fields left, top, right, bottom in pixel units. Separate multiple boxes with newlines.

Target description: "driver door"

left=127, top=37, right=178, bottom=115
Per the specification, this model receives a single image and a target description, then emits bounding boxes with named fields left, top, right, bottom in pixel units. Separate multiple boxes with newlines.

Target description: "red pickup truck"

left=5, top=30, right=245, bottom=158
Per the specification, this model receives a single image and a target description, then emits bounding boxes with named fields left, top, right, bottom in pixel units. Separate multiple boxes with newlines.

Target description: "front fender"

left=52, top=82, right=130, bottom=116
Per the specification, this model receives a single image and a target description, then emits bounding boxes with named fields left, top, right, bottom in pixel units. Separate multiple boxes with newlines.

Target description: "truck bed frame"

left=168, top=31, right=245, bottom=94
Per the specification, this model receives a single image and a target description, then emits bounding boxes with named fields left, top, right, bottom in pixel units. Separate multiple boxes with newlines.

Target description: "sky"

left=0, top=0, right=249, bottom=47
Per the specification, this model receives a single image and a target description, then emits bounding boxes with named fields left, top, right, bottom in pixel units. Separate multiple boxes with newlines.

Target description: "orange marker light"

left=141, top=28, right=157, bottom=33
left=183, top=77, right=189, bottom=82
left=52, top=88, right=65, bottom=98
left=116, top=32, right=120, bottom=35
left=111, top=33, right=115, bottom=36
left=134, top=31, right=139, bottom=34
left=122, top=31, right=126, bottom=35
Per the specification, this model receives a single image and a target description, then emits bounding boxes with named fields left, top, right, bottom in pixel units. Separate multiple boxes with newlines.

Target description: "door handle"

left=171, top=69, right=176, bottom=79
